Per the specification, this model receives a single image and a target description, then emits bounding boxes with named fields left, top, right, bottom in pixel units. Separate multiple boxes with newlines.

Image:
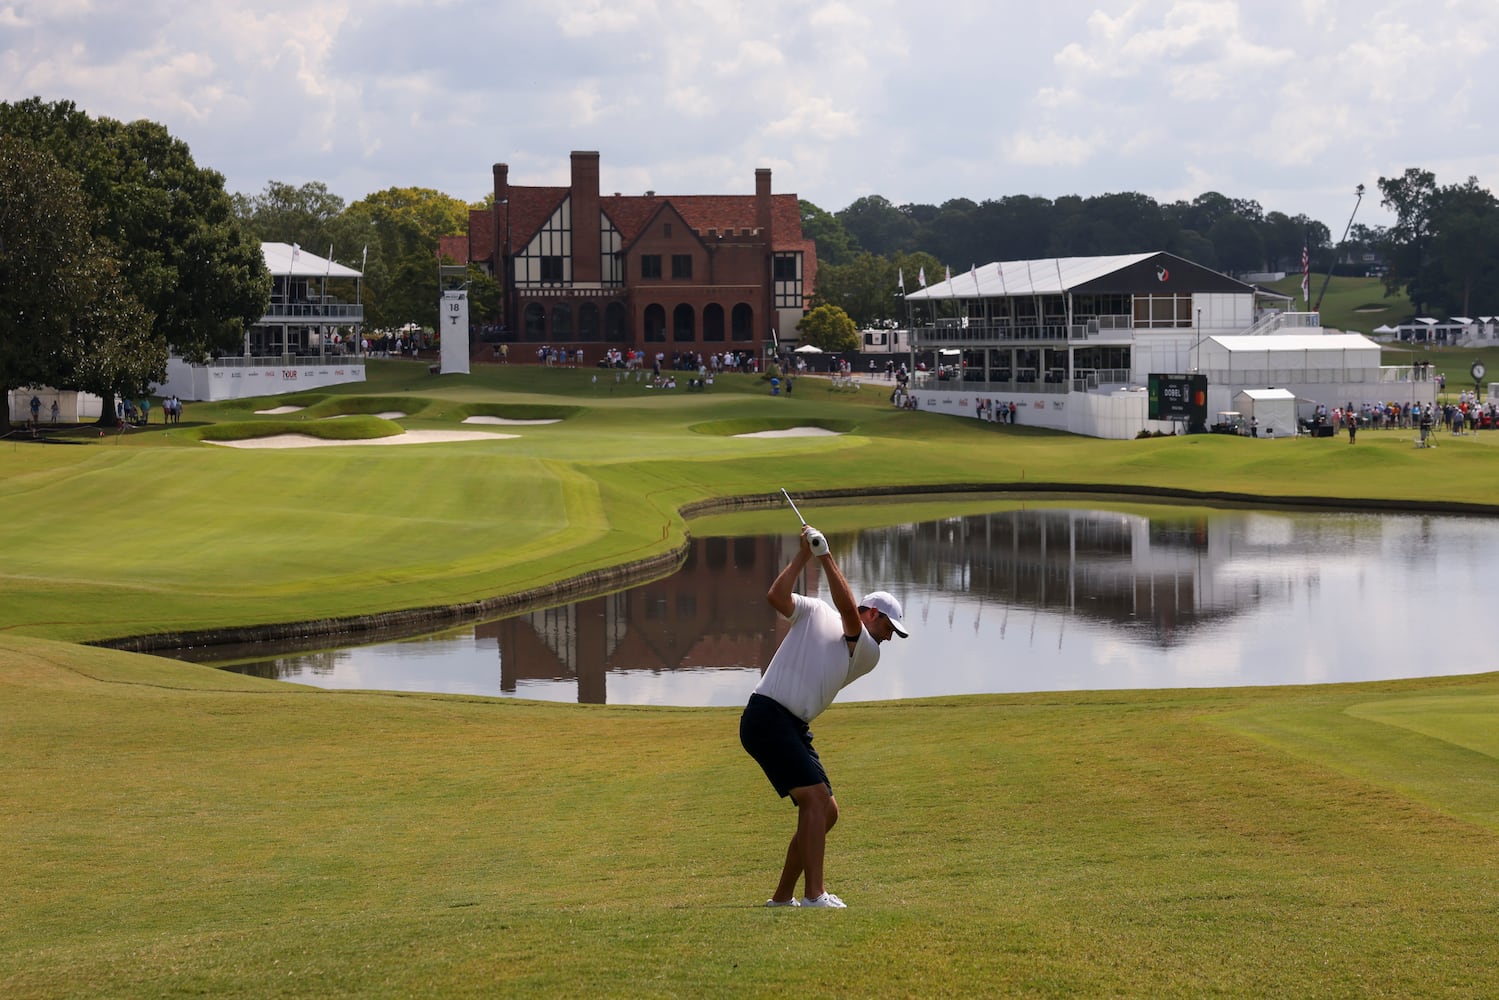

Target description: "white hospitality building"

left=155, top=242, right=368, bottom=401
left=902, top=252, right=1435, bottom=438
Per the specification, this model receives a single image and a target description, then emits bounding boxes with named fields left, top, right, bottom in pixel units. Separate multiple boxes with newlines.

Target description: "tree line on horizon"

left=803, top=174, right=1499, bottom=329
left=4, top=95, right=1498, bottom=424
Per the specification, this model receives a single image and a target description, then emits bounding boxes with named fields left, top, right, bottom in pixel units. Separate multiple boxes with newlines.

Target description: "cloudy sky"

left=5, top=0, right=1497, bottom=235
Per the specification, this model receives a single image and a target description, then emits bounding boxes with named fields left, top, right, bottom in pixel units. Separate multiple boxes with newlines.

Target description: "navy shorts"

left=740, top=693, right=830, bottom=799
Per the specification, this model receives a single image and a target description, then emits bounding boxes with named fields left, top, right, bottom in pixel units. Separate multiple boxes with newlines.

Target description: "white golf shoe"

left=801, top=891, right=846, bottom=908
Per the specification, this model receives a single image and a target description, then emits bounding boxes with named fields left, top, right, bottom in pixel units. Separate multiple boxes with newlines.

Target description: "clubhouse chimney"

left=571, top=151, right=602, bottom=284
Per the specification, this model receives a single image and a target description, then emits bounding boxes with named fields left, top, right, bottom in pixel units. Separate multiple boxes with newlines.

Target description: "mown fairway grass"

left=5, top=360, right=1499, bottom=997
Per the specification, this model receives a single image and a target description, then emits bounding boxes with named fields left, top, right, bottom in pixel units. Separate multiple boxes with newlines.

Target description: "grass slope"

left=3, top=361, right=1499, bottom=642
left=3, top=638, right=1499, bottom=997
left=5, top=360, right=1499, bottom=996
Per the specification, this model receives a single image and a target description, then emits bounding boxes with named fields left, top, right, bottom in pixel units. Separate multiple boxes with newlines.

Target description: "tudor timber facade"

left=461, top=151, right=816, bottom=360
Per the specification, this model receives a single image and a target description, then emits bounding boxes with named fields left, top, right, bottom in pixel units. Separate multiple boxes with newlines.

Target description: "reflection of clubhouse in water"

left=480, top=536, right=806, bottom=703
left=209, top=503, right=1403, bottom=700
left=481, top=507, right=1320, bottom=702
left=839, top=507, right=1326, bottom=646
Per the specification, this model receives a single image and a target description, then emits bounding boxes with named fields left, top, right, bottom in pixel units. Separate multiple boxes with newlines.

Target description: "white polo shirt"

left=753, top=592, right=881, bottom=723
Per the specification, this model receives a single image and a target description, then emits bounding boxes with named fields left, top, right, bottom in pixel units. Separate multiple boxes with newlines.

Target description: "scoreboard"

left=1147, top=373, right=1207, bottom=427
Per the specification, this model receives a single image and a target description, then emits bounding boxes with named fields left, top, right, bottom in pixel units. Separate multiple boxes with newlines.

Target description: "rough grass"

left=3, top=637, right=1499, bottom=998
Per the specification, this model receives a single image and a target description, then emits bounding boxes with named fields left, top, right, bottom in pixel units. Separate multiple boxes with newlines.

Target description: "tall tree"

left=1208, top=214, right=1265, bottom=275
left=0, top=135, right=97, bottom=432
left=837, top=195, right=917, bottom=257
left=1424, top=178, right=1499, bottom=318
left=232, top=180, right=347, bottom=248
left=0, top=98, right=270, bottom=423
left=349, top=187, right=472, bottom=329
left=799, top=199, right=859, bottom=266
left=58, top=256, right=161, bottom=415
left=1378, top=167, right=1439, bottom=312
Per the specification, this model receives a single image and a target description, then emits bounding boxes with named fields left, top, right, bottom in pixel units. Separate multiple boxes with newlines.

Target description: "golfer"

left=740, top=523, right=908, bottom=909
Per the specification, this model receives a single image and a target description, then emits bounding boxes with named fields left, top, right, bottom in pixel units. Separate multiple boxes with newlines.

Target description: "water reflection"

left=202, top=504, right=1497, bottom=704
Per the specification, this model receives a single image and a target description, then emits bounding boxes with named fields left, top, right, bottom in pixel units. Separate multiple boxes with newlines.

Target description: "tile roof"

left=455, top=176, right=808, bottom=264
left=437, top=235, right=467, bottom=265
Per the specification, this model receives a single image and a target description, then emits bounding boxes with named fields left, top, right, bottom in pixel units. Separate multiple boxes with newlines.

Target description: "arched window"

left=731, top=303, right=754, bottom=342
left=673, top=303, right=695, bottom=342
left=551, top=303, right=573, bottom=341
left=578, top=302, right=601, bottom=342
left=524, top=303, right=547, bottom=342
left=604, top=302, right=627, bottom=342
left=703, top=303, right=725, bottom=342
left=643, top=304, right=667, bottom=343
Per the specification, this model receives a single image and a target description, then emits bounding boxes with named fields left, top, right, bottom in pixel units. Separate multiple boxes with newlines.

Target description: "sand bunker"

left=328, top=411, right=407, bottom=420
left=734, top=427, right=843, bottom=439
left=208, top=430, right=516, bottom=449
left=254, top=405, right=304, bottom=415
left=463, top=415, right=561, bottom=425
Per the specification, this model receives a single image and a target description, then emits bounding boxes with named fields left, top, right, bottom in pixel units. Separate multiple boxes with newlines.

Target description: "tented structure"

left=1195, top=334, right=1380, bottom=385
left=1232, top=388, right=1298, bottom=437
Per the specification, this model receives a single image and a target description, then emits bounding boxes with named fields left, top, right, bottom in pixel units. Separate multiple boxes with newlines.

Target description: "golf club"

left=780, top=488, right=807, bottom=526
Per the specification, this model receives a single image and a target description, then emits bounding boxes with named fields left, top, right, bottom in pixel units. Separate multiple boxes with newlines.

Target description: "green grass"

left=195, top=414, right=403, bottom=442
left=5, top=360, right=1499, bottom=643
left=1265, top=274, right=1413, bottom=334
left=6, top=358, right=1499, bottom=996
left=4, top=637, right=1499, bottom=997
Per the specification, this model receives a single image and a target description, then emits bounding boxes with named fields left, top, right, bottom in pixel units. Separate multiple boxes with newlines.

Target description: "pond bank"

left=93, top=482, right=1499, bottom=654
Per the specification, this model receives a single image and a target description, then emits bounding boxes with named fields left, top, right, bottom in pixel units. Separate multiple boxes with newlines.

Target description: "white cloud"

left=0, top=0, right=1495, bottom=231
left=1008, top=129, right=1100, bottom=168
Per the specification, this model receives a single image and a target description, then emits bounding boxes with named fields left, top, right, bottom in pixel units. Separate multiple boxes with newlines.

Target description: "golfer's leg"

left=789, top=783, right=838, bottom=899
left=772, top=832, right=803, bottom=903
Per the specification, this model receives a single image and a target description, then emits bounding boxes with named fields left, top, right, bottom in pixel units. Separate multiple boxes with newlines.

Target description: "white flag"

left=918, top=267, right=927, bottom=288
left=898, top=267, right=905, bottom=292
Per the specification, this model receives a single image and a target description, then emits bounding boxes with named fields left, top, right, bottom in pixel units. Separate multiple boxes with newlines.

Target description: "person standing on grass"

left=740, top=523, right=908, bottom=910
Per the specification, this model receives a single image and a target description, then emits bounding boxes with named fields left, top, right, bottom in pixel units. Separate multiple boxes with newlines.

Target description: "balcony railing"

left=912, top=316, right=1126, bottom=346
left=208, top=354, right=367, bottom=368
left=262, top=301, right=365, bottom=322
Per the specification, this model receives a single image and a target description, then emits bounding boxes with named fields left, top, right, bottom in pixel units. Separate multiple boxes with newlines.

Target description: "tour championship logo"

left=1156, top=265, right=1170, bottom=282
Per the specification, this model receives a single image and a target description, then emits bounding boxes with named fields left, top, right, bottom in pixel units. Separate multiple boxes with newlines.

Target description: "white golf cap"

left=861, top=591, right=908, bottom=637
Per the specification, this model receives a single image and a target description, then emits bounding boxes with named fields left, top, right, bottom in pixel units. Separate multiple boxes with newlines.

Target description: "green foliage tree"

left=837, top=195, right=917, bottom=257
left=796, top=303, right=859, bottom=352
left=232, top=180, right=347, bottom=246
left=0, top=135, right=98, bottom=432
left=349, top=187, right=472, bottom=330
left=1378, top=167, right=1439, bottom=313
left=811, top=252, right=902, bottom=327
left=1423, top=179, right=1499, bottom=318
left=0, top=97, right=270, bottom=424
left=58, top=256, right=161, bottom=412
left=799, top=200, right=859, bottom=266
left=1208, top=214, right=1266, bottom=275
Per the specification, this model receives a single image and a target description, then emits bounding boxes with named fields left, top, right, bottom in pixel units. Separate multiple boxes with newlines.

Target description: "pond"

left=183, top=501, right=1497, bottom=705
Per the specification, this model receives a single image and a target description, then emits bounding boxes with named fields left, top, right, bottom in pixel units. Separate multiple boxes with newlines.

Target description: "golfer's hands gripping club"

left=803, top=525, right=829, bottom=558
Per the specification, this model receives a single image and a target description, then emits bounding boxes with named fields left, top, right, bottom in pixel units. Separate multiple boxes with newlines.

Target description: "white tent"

left=1197, top=334, right=1381, bottom=382
left=794, top=343, right=824, bottom=354
left=1233, top=388, right=1298, bottom=438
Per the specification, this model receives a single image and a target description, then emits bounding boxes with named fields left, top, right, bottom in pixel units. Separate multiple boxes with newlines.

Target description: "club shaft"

left=780, top=488, right=808, bottom=526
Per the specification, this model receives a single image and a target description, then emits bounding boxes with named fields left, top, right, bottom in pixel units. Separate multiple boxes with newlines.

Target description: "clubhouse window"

left=672, top=254, right=693, bottom=279
left=641, top=254, right=662, bottom=279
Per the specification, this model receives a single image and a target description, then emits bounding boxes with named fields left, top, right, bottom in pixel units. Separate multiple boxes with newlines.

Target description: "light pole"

left=1313, top=184, right=1365, bottom=314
